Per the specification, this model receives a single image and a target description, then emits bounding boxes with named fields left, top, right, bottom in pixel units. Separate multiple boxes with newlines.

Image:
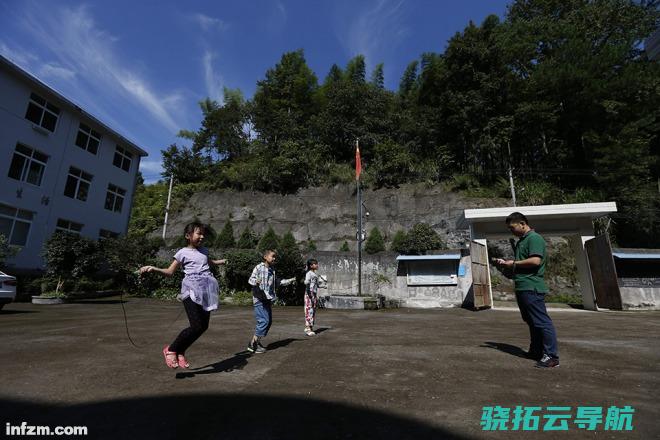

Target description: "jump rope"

left=119, top=270, right=185, bottom=348
left=119, top=269, right=329, bottom=347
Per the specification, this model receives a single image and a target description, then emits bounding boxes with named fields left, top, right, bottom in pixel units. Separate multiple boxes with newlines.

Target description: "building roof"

left=612, top=248, right=660, bottom=260
left=396, top=252, right=461, bottom=261
left=0, top=54, right=148, bottom=157
left=457, top=202, right=617, bottom=229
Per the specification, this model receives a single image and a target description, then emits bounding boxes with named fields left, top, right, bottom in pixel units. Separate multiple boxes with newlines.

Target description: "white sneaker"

left=305, top=328, right=316, bottom=336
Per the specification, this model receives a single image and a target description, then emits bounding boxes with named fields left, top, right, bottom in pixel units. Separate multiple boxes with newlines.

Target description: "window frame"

left=112, top=145, right=133, bottom=172
left=75, top=123, right=102, bottom=155
left=0, top=203, right=34, bottom=246
left=63, top=167, right=93, bottom=202
left=7, top=143, right=49, bottom=187
left=55, top=218, right=83, bottom=235
left=25, top=92, right=60, bottom=132
left=104, top=183, right=126, bottom=213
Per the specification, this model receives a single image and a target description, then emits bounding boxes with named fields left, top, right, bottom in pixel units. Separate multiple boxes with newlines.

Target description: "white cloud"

left=191, top=12, right=229, bottom=32
left=340, top=0, right=410, bottom=68
left=0, top=40, right=39, bottom=69
left=203, top=50, right=224, bottom=102
left=17, top=4, right=183, bottom=134
left=39, top=63, right=76, bottom=80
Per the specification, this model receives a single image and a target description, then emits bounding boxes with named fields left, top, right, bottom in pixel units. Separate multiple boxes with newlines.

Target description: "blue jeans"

left=254, top=300, right=273, bottom=337
left=515, top=290, right=559, bottom=359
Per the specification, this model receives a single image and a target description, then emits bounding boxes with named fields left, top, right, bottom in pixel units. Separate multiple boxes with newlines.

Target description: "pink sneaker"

left=177, top=354, right=190, bottom=369
left=162, top=346, right=178, bottom=369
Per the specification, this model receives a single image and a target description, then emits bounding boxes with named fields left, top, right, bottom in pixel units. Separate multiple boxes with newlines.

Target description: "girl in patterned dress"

left=303, top=258, right=326, bottom=336
left=140, top=222, right=226, bottom=369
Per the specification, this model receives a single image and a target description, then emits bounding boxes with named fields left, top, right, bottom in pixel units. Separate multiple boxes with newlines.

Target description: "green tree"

left=0, top=234, right=17, bottom=267
left=42, top=232, right=103, bottom=294
left=364, top=227, right=386, bottom=254
left=390, top=230, right=407, bottom=253
left=237, top=226, right=259, bottom=249
left=399, top=223, right=444, bottom=255
left=215, top=219, right=236, bottom=249
left=257, top=226, right=280, bottom=253
left=339, top=241, right=350, bottom=252
left=251, top=50, right=319, bottom=146
left=161, top=144, right=211, bottom=184
left=275, top=231, right=305, bottom=305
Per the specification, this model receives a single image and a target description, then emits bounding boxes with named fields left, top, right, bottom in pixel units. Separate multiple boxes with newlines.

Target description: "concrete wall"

left=620, top=287, right=660, bottom=311
left=313, top=251, right=473, bottom=308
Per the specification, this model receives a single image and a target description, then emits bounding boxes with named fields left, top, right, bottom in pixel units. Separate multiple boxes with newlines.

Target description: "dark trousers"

left=169, top=298, right=210, bottom=354
left=515, top=290, right=559, bottom=359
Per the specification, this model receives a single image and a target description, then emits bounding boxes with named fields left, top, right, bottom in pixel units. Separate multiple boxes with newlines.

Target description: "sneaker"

left=535, top=354, right=560, bottom=368
left=254, top=341, right=267, bottom=353
left=305, top=328, right=316, bottom=336
left=247, top=339, right=267, bottom=354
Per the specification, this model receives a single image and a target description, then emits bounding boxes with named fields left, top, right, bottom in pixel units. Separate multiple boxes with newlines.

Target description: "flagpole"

left=356, top=139, right=362, bottom=297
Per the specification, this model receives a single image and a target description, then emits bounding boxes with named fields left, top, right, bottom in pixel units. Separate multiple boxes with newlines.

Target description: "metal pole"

left=358, top=181, right=362, bottom=297
left=507, top=140, right=517, bottom=206
left=162, top=174, right=174, bottom=240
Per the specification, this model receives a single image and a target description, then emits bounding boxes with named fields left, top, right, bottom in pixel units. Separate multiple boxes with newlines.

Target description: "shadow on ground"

left=481, top=341, right=528, bottom=359
left=1, top=394, right=472, bottom=440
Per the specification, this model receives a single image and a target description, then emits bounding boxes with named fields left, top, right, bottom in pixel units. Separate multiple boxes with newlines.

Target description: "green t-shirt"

left=513, top=230, right=548, bottom=293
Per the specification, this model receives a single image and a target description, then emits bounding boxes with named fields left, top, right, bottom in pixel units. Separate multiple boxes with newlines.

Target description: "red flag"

left=355, top=144, right=362, bottom=180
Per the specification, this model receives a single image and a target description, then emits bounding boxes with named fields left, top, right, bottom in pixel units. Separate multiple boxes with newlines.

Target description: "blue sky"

left=0, top=0, right=511, bottom=183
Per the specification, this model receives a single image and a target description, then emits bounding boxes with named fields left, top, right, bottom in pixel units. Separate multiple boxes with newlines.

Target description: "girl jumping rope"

left=140, top=222, right=226, bottom=369
left=303, top=258, right=326, bottom=336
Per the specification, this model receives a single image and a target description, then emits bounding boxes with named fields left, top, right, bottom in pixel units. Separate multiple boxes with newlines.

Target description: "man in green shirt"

left=495, top=212, right=559, bottom=368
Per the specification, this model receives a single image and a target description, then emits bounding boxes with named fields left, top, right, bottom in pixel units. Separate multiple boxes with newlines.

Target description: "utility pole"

left=507, top=140, right=517, bottom=206
left=162, top=174, right=174, bottom=240
left=356, top=139, right=362, bottom=297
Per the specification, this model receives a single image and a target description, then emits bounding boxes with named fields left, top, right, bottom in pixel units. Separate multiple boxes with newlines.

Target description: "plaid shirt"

left=249, top=262, right=276, bottom=300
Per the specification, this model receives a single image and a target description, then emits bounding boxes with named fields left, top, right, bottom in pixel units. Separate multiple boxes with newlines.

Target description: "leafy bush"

left=390, top=230, right=407, bottom=253
left=339, top=241, right=350, bottom=252
left=0, top=234, right=18, bottom=267
left=223, top=249, right=262, bottom=291
left=364, top=227, right=385, bottom=254
left=215, top=219, right=236, bottom=248
left=397, top=223, right=445, bottom=255
left=228, top=290, right=254, bottom=306
left=301, top=236, right=317, bottom=252
left=237, top=226, right=259, bottom=249
left=42, top=232, right=103, bottom=293
left=258, top=226, right=280, bottom=253
left=275, top=231, right=305, bottom=305
left=517, top=181, right=563, bottom=205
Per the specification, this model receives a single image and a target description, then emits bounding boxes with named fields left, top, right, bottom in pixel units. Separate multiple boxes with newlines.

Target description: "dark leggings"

left=169, top=298, right=210, bottom=354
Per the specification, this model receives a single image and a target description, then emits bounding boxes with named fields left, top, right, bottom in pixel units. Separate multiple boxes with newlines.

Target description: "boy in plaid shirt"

left=246, top=249, right=294, bottom=353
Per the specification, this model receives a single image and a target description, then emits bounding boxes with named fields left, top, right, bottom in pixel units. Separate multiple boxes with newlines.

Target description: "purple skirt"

left=179, top=272, right=219, bottom=311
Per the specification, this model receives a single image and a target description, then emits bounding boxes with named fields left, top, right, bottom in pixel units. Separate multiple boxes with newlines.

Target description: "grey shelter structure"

left=612, top=249, right=660, bottom=310
left=458, top=202, right=624, bottom=311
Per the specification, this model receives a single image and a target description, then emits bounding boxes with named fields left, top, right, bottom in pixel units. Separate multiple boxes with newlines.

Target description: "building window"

left=104, top=183, right=126, bottom=213
left=75, top=123, right=102, bottom=154
left=0, top=203, right=34, bottom=246
left=63, top=167, right=93, bottom=201
left=113, top=146, right=132, bottom=172
left=25, top=92, right=60, bottom=132
left=99, top=229, right=119, bottom=239
left=8, top=143, right=49, bottom=186
left=56, top=218, right=83, bottom=235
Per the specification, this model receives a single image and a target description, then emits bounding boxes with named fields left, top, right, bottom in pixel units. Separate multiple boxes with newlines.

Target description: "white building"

left=0, top=55, right=147, bottom=271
